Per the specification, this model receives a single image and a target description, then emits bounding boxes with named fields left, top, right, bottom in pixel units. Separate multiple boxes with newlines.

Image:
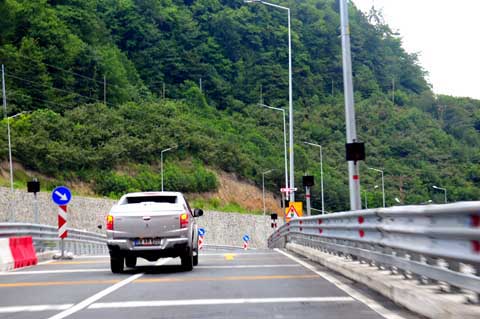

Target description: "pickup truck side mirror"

left=193, top=208, right=204, bottom=217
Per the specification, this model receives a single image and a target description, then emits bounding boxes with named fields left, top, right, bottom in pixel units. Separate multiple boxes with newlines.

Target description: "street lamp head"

left=432, top=185, right=438, bottom=189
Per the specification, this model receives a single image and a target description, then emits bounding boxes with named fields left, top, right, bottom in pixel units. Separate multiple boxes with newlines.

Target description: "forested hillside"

left=0, top=0, right=478, bottom=211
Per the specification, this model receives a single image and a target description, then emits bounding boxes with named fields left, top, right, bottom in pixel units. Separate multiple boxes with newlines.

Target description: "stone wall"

left=0, top=188, right=279, bottom=248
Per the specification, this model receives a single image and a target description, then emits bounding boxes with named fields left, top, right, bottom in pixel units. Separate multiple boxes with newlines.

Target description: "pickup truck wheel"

left=193, top=248, right=199, bottom=266
left=125, top=257, right=136, bottom=268
left=181, top=247, right=193, bottom=271
left=110, top=256, right=124, bottom=273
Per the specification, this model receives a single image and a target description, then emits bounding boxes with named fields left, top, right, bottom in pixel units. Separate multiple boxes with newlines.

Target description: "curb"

left=286, top=243, right=480, bottom=319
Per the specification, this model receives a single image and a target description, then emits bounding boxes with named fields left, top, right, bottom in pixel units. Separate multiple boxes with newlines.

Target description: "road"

left=0, top=248, right=418, bottom=319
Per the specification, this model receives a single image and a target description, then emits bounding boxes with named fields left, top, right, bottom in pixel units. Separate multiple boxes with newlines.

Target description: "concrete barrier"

left=0, top=238, right=14, bottom=272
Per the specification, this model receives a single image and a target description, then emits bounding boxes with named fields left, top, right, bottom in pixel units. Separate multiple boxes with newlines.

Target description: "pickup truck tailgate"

left=112, top=203, right=183, bottom=239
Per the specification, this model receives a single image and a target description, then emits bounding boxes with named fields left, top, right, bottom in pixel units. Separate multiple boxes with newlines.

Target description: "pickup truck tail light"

left=180, top=213, right=189, bottom=228
left=106, top=215, right=114, bottom=230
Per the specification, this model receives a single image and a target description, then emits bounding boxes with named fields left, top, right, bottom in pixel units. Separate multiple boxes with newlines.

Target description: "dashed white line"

left=0, top=268, right=110, bottom=275
left=0, top=304, right=73, bottom=313
left=46, top=258, right=172, bottom=319
left=89, top=296, right=355, bottom=309
left=275, top=249, right=407, bottom=319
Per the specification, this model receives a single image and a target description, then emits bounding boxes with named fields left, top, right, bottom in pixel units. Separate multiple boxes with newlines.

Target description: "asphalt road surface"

left=0, top=248, right=419, bottom=319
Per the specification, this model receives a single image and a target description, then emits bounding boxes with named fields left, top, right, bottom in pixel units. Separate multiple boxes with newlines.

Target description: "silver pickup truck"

left=105, top=191, right=203, bottom=273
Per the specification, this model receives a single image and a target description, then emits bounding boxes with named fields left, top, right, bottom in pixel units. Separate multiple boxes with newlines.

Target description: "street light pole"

left=258, top=103, right=288, bottom=191
left=2, top=64, right=15, bottom=222
left=161, top=146, right=176, bottom=192
left=432, top=185, right=447, bottom=204
left=262, top=169, right=273, bottom=216
left=245, top=0, right=295, bottom=202
left=368, top=167, right=385, bottom=208
left=304, top=142, right=325, bottom=214
left=339, top=0, right=361, bottom=211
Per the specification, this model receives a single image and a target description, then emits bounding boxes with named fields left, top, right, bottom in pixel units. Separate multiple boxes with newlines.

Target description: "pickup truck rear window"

left=125, top=196, right=178, bottom=204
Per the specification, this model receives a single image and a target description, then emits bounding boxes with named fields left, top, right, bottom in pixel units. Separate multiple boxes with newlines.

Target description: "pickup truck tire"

left=125, top=257, right=137, bottom=268
left=181, top=247, right=193, bottom=271
left=110, top=256, right=124, bottom=273
left=193, top=247, right=199, bottom=266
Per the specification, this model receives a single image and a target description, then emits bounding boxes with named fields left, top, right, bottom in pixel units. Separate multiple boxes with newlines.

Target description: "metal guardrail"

left=0, top=223, right=108, bottom=256
left=268, top=202, right=480, bottom=300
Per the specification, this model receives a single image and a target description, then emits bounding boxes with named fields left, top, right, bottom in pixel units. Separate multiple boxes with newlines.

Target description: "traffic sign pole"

left=58, top=205, right=68, bottom=258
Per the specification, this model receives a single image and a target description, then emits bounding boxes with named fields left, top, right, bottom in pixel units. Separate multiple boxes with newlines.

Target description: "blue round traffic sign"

left=243, top=234, right=250, bottom=242
left=51, top=186, right=72, bottom=206
left=198, top=228, right=206, bottom=237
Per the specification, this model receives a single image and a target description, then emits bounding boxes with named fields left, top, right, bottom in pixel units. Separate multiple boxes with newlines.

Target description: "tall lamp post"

left=432, top=185, right=447, bottom=204
left=161, top=146, right=176, bottom=192
left=368, top=167, right=385, bottom=208
left=304, top=142, right=325, bottom=214
left=245, top=0, right=295, bottom=201
left=262, top=169, right=274, bottom=216
left=258, top=103, right=288, bottom=191
left=340, top=0, right=362, bottom=210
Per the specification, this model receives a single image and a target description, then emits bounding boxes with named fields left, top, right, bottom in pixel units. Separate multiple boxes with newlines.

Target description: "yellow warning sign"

left=285, top=202, right=303, bottom=222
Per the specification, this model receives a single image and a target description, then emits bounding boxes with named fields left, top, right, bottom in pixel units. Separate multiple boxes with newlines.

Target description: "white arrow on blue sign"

left=198, top=228, right=206, bottom=236
left=243, top=234, right=250, bottom=242
left=51, top=186, right=72, bottom=206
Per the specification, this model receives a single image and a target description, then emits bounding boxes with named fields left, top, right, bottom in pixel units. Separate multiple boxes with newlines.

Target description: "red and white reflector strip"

left=58, top=205, right=68, bottom=239
left=198, top=236, right=204, bottom=250
left=243, top=241, right=249, bottom=250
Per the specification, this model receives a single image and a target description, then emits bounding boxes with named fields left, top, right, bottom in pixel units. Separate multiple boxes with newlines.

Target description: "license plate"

left=134, top=238, right=161, bottom=246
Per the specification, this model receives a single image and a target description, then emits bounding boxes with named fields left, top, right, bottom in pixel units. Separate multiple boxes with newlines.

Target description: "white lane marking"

left=0, top=269, right=110, bottom=276
left=199, top=252, right=277, bottom=256
left=47, top=258, right=172, bottom=319
left=0, top=304, right=73, bottom=313
left=275, top=249, right=406, bottom=319
left=89, top=296, right=354, bottom=309
left=196, top=264, right=300, bottom=269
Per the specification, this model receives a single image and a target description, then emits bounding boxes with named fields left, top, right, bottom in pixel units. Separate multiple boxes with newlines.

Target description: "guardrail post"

left=424, top=256, right=439, bottom=285
left=445, top=260, right=462, bottom=293
left=475, top=265, right=480, bottom=304
left=409, top=253, right=425, bottom=283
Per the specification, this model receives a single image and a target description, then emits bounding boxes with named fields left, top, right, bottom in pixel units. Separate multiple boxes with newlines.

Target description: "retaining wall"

left=0, top=188, right=277, bottom=248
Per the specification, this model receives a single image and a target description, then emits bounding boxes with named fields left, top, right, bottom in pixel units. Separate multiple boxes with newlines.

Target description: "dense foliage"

left=0, top=0, right=478, bottom=209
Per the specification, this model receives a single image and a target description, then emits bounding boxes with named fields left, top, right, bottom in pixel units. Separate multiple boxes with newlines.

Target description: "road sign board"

left=280, top=187, right=298, bottom=193
left=198, top=228, right=206, bottom=237
left=51, top=186, right=72, bottom=206
left=58, top=205, right=68, bottom=239
left=285, top=202, right=303, bottom=222
left=243, top=234, right=250, bottom=242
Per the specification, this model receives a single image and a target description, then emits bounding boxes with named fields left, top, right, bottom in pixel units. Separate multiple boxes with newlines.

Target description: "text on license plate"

left=134, top=238, right=161, bottom=246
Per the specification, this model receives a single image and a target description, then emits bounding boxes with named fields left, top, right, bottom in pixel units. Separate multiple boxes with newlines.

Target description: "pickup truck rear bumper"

left=107, top=237, right=188, bottom=251
left=107, top=237, right=191, bottom=260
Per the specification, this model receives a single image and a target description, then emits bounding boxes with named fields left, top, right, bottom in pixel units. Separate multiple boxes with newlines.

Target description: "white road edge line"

left=0, top=269, right=110, bottom=276
left=274, top=249, right=406, bottom=319
left=89, top=297, right=354, bottom=309
left=0, top=304, right=73, bottom=313
left=47, top=258, right=172, bottom=319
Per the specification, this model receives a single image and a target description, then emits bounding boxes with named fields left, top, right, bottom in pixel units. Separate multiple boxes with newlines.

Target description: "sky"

left=352, top=0, right=480, bottom=100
